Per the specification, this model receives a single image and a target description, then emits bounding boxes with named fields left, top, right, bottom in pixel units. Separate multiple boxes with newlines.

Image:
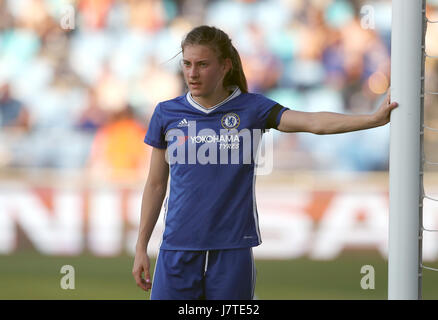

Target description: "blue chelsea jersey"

left=144, top=87, right=288, bottom=250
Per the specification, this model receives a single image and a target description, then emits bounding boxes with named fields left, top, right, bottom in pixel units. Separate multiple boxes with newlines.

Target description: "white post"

left=388, top=0, right=424, bottom=300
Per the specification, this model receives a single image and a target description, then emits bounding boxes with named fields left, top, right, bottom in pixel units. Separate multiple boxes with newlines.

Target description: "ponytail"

left=224, top=45, right=248, bottom=93
left=181, top=25, right=248, bottom=93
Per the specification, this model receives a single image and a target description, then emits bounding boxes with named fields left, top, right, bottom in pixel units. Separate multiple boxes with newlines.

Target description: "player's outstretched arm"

left=132, top=147, right=169, bottom=292
left=277, top=90, right=398, bottom=135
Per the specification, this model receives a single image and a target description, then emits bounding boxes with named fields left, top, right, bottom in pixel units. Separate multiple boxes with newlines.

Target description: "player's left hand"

left=373, top=90, right=398, bottom=126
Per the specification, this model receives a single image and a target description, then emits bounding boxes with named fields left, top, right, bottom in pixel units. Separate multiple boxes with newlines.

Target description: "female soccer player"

left=132, top=25, right=398, bottom=300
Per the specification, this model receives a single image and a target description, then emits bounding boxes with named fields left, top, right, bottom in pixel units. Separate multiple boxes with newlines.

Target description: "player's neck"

left=191, top=87, right=233, bottom=109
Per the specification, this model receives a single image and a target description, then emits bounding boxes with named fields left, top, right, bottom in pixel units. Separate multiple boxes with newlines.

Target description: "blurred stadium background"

left=1, top=0, right=438, bottom=299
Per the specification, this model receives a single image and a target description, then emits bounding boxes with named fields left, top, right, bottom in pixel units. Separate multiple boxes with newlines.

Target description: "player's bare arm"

left=132, top=147, right=169, bottom=291
left=277, top=91, right=398, bottom=134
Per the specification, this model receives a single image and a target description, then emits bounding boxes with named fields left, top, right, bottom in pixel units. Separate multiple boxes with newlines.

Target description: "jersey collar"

left=186, top=86, right=241, bottom=114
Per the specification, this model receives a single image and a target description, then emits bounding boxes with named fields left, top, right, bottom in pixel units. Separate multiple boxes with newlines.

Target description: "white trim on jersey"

left=251, top=248, right=256, bottom=300
left=186, top=86, right=241, bottom=114
left=204, top=250, right=209, bottom=275
left=252, top=130, right=264, bottom=244
left=151, top=193, right=169, bottom=298
left=150, top=248, right=160, bottom=297
left=252, top=169, right=262, bottom=243
left=158, top=194, right=170, bottom=249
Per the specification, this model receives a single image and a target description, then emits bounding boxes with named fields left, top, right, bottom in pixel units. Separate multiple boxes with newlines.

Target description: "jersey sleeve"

left=144, top=103, right=167, bottom=149
left=256, top=95, right=289, bottom=130
left=265, top=103, right=288, bottom=129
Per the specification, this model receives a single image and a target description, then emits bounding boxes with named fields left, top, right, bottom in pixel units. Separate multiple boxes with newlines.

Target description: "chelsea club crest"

left=221, top=113, right=240, bottom=130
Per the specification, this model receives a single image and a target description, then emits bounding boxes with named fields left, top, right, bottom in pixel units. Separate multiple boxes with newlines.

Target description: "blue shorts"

left=150, top=247, right=256, bottom=300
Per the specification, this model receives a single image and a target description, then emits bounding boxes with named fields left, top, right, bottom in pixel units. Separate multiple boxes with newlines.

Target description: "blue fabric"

left=0, top=99, right=24, bottom=127
left=150, top=248, right=255, bottom=300
left=144, top=89, right=288, bottom=251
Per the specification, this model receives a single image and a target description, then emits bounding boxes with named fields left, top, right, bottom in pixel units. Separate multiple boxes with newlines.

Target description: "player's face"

left=182, top=44, right=230, bottom=99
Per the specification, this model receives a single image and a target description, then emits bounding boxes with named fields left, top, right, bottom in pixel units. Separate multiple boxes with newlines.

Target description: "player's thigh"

left=151, top=249, right=206, bottom=300
left=204, top=247, right=256, bottom=300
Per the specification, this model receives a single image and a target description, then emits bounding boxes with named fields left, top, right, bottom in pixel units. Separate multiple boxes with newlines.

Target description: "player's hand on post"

left=132, top=250, right=152, bottom=291
left=372, top=89, right=399, bottom=127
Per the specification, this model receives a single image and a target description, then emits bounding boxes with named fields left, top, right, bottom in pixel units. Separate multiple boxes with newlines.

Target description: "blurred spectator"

left=12, top=0, right=55, bottom=37
left=126, top=0, right=167, bottom=32
left=94, top=61, right=128, bottom=113
left=0, top=0, right=13, bottom=31
left=0, top=83, right=30, bottom=168
left=87, top=104, right=151, bottom=182
left=76, top=88, right=108, bottom=132
left=240, top=23, right=283, bottom=93
left=131, top=57, right=183, bottom=111
left=1, top=0, right=433, bottom=173
left=0, top=83, right=30, bottom=132
left=78, top=0, right=114, bottom=30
